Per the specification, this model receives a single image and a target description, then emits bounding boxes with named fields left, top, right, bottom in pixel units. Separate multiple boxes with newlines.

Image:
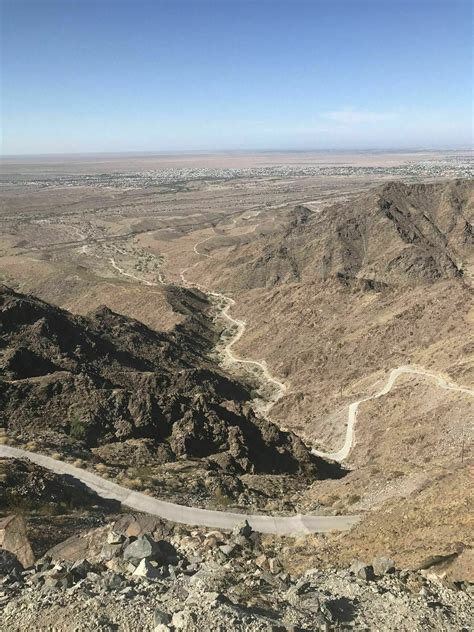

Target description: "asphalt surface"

left=0, top=445, right=360, bottom=535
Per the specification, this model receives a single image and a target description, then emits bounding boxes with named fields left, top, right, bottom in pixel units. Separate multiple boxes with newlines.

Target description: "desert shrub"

left=69, top=416, right=87, bottom=440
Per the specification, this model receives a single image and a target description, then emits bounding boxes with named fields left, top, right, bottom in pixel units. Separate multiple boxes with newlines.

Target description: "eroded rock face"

left=0, top=515, right=35, bottom=568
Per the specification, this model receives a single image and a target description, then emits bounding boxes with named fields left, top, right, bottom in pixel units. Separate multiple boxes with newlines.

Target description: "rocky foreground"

left=1, top=514, right=472, bottom=631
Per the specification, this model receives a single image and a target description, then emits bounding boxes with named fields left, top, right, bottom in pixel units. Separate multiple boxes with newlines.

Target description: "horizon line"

left=1, top=146, right=473, bottom=160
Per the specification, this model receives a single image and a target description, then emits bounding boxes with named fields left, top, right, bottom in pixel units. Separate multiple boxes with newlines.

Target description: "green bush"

left=69, top=416, right=87, bottom=439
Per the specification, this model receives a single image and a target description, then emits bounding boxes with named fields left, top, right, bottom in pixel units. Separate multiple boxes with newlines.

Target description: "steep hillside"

left=187, top=179, right=473, bottom=500
left=180, top=179, right=474, bottom=570
left=0, top=285, right=345, bottom=510
left=203, top=180, right=473, bottom=290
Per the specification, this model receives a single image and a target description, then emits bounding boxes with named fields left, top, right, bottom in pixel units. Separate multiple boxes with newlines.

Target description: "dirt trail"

left=180, top=230, right=287, bottom=415
left=106, top=225, right=474, bottom=464
left=104, top=225, right=286, bottom=415
left=312, top=366, right=474, bottom=462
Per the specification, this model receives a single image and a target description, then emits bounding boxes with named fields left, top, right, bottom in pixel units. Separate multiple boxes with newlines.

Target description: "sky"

left=1, top=0, right=472, bottom=155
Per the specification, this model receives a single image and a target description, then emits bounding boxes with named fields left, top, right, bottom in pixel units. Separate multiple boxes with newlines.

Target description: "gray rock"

left=107, top=531, right=125, bottom=545
left=100, top=543, right=123, bottom=561
left=218, top=544, right=235, bottom=557
left=123, top=535, right=159, bottom=561
left=153, top=608, right=171, bottom=625
left=373, top=556, right=396, bottom=576
left=123, top=535, right=178, bottom=565
left=103, top=573, right=123, bottom=590
left=350, top=560, right=375, bottom=581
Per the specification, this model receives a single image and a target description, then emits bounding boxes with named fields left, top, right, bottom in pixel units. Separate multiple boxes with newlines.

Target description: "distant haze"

left=1, top=0, right=472, bottom=155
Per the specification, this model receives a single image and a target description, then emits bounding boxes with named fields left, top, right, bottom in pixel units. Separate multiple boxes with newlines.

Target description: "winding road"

left=5, top=214, right=473, bottom=537
left=107, top=224, right=474, bottom=464
left=312, top=365, right=474, bottom=462
left=0, top=445, right=359, bottom=535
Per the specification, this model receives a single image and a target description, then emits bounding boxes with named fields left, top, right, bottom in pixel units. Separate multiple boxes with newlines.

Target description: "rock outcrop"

left=214, top=180, right=473, bottom=290
left=0, top=285, right=342, bottom=482
left=0, top=515, right=35, bottom=568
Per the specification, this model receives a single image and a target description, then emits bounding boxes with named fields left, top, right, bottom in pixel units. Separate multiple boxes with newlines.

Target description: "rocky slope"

left=0, top=285, right=343, bottom=511
left=184, top=180, right=473, bottom=567
left=0, top=457, right=121, bottom=516
left=191, top=179, right=473, bottom=440
left=1, top=513, right=472, bottom=631
left=209, top=180, right=473, bottom=290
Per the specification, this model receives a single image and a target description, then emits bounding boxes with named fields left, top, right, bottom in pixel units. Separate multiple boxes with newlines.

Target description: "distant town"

left=1, top=154, right=472, bottom=190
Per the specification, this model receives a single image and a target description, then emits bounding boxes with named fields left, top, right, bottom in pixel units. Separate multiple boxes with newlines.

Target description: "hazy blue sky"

left=1, top=0, right=472, bottom=154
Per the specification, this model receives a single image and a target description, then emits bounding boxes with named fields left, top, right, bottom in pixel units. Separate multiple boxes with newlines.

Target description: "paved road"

left=0, top=445, right=360, bottom=535
left=312, top=365, right=474, bottom=462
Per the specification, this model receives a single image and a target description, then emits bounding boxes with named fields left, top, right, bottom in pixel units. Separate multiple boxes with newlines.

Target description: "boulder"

left=0, top=515, right=35, bottom=568
left=123, top=535, right=179, bottom=565
left=154, top=608, right=171, bottom=625
left=123, top=535, right=159, bottom=561
left=46, top=527, right=106, bottom=562
left=372, top=556, right=395, bottom=576
left=350, top=560, right=375, bottom=581
left=113, top=514, right=171, bottom=539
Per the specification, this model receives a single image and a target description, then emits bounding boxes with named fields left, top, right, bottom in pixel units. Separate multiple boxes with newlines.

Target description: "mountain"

left=209, top=180, right=473, bottom=290
left=189, top=179, right=473, bottom=567
left=0, top=285, right=343, bottom=496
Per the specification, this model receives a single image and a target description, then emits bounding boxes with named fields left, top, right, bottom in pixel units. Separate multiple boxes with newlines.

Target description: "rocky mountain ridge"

left=0, top=284, right=343, bottom=511
left=209, top=180, right=473, bottom=291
